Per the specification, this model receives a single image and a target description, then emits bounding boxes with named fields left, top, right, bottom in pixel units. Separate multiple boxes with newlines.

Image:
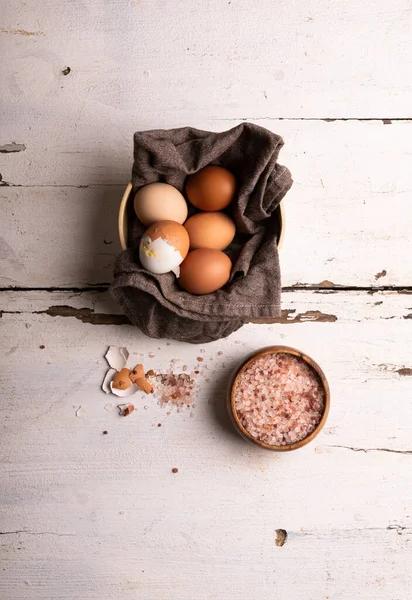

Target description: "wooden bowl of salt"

left=228, top=346, right=330, bottom=451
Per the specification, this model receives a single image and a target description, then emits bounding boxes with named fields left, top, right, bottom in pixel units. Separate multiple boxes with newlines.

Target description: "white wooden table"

left=1, top=2, right=411, bottom=598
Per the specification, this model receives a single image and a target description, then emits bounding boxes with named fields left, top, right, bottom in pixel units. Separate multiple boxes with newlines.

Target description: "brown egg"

left=185, top=166, right=236, bottom=211
left=178, top=249, right=232, bottom=295
left=184, top=212, right=236, bottom=250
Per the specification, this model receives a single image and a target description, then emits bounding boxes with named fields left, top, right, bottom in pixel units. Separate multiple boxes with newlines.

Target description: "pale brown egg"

left=184, top=212, right=236, bottom=250
left=134, top=183, right=188, bottom=225
left=185, top=166, right=236, bottom=211
left=178, top=249, right=232, bottom=295
left=140, top=221, right=190, bottom=274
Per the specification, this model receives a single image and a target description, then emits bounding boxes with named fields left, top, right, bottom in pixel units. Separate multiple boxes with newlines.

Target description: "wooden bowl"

left=118, top=182, right=285, bottom=251
left=228, top=346, right=330, bottom=451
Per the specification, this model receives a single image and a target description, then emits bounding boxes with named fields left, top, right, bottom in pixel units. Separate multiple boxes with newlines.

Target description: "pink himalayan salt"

left=150, top=372, right=196, bottom=411
left=234, top=353, right=325, bottom=446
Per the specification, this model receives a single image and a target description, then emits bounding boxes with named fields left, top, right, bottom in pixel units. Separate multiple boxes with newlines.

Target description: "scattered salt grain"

left=234, top=353, right=325, bottom=446
left=152, top=372, right=196, bottom=411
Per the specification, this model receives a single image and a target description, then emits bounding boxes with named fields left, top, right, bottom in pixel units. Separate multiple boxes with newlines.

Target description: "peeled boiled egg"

left=139, top=221, right=190, bottom=274
left=184, top=212, right=236, bottom=250
left=178, top=249, right=232, bottom=295
left=185, top=166, right=236, bottom=211
left=134, top=183, right=188, bottom=225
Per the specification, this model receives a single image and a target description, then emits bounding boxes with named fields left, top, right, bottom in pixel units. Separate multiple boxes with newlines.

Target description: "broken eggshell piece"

left=129, top=364, right=145, bottom=383
left=102, top=368, right=117, bottom=394
left=112, top=368, right=132, bottom=390
left=110, top=381, right=138, bottom=397
left=105, top=346, right=129, bottom=371
left=118, top=403, right=135, bottom=416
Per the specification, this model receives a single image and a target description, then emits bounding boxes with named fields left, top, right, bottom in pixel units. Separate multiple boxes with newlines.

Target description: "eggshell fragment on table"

left=118, top=403, right=135, bottom=416
left=119, top=347, right=129, bottom=363
left=102, top=368, right=116, bottom=394
left=105, top=346, right=129, bottom=371
left=112, top=368, right=132, bottom=390
left=136, top=378, right=153, bottom=394
left=129, top=364, right=145, bottom=383
left=110, top=381, right=138, bottom=397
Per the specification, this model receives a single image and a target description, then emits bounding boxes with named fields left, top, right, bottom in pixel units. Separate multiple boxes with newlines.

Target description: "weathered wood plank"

left=1, top=118, right=411, bottom=189
left=1, top=288, right=411, bottom=322
left=1, top=290, right=412, bottom=599
left=1, top=0, right=411, bottom=148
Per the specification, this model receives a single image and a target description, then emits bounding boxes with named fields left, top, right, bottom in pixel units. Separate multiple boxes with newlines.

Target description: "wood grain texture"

left=1, top=290, right=412, bottom=600
left=2, top=0, right=412, bottom=598
left=1, top=0, right=411, bottom=135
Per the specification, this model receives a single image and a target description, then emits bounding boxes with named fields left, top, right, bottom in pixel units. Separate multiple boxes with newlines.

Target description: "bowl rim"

left=119, top=182, right=133, bottom=252
left=228, top=345, right=330, bottom=451
left=118, top=182, right=285, bottom=252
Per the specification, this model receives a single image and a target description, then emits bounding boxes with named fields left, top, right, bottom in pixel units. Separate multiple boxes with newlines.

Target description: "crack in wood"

left=3, top=285, right=412, bottom=293
left=41, top=305, right=130, bottom=325
left=218, top=117, right=412, bottom=123
left=0, top=530, right=75, bottom=536
left=322, top=445, right=412, bottom=455
left=0, top=183, right=125, bottom=189
left=387, top=525, right=407, bottom=535
left=395, top=368, right=412, bottom=377
left=0, top=305, right=130, bottom=325
left=0, top=142, right=26, bottom=153
left=287, top=283, right=412, bottom=293
left=250, top=309, right=337, bottom=324
left=1, top=306, right=336, bottom=325
left=0, top=286, right=111, bottom=292
left=0, top=28, right=44, bottom=37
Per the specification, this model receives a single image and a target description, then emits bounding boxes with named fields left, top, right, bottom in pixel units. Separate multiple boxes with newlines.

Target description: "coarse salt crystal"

left=234, top=353, right=325, bottom=446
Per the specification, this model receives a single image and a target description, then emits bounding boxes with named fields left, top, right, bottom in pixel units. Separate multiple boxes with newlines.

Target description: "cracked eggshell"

left=110, top=381, right=138, bottom=397
left=102, top=368, right=116, bottom=394
left=105, top=346, right=129, bottom=370
left=139, top=221, right=190, bottom=275
left=112, top=368, right=132, bottom=390
left=129, top=364, right=145, bottom=383
left=119, top=347, right=129, bottom=363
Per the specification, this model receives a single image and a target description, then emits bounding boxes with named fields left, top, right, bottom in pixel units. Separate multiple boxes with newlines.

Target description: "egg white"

left=139, top=235, right=184, bottom=274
